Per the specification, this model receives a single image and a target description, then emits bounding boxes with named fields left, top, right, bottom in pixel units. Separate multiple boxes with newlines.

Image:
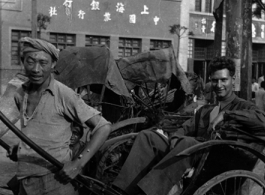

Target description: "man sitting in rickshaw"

left=113, top=56, right=265, bottom=195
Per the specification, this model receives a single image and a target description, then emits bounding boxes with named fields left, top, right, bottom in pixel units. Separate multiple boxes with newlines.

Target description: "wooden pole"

left=213, top=0, right=223, bottom=57
left=0, top=111, right=122, bottom=195
left=0, top=10, right=2, bottom=94
left=31, top=0, right=37, bottom=38
left=241, top=0, right=252, bottom=100
left=225, top=0, right=252, bottom=100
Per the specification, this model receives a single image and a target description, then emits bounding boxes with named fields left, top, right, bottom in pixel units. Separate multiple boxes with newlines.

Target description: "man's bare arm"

left=58, top=115, right=111, bottom=182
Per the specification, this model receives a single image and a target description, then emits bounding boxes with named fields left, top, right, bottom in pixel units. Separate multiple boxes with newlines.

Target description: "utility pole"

left=226, top=0, right=252, bottom=100
left=213, top=0, right=224, bottom=57
left=31, top=0, right=37, bottom=38
left=0, top=8, right=2, bottom=94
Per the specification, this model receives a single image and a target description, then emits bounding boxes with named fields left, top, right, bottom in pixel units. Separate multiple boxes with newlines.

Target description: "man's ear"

left=51, top=61, right=56, bottom=69
left=232, top=75, right=236, bottom=85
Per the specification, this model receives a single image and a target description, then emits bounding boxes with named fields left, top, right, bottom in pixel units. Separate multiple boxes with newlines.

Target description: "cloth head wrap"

left=20, top=37, right=60, bottom=61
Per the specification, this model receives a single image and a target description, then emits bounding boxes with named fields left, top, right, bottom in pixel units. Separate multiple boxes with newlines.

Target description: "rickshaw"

left=157, top=125, right=265, bottom=195
left=117, top=46, right=193, bottom=113
left=100, top=47, right=265, bottom=195
left=0, top=45, right=144, bottom=195
left=1, top=45, right=264, bottom=195
left=0, top=45, right=194, bottom=194
left=94, top=46, right=198, bottom=185
left=54, top=45, right=135, bottom=124
left=1, top=112, right=265, bottom=195
left=116, top=47, right=196, bottom=129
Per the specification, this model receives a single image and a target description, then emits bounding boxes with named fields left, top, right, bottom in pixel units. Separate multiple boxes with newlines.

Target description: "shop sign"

left=48, top=0, right=160, bottom=26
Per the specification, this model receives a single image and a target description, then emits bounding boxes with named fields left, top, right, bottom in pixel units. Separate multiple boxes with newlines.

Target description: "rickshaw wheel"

left=95, top=138, right=135, bottom=185
left=193, top=170, right=265, bottom=195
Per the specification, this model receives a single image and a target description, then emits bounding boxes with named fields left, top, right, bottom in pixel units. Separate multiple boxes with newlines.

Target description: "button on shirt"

left=14, top=77, right=101, bottom=178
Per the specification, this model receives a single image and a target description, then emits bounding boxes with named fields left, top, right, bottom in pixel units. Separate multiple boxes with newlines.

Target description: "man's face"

left=210, top=68, right=235, bottom=100
left=23, top=51, right=56, bottom=85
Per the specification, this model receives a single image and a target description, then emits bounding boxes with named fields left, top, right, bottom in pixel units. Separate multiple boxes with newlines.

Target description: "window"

left=253, top=49, right=259, bottom=62
left=221, top=41, right=226, bottom=56
left=206, top=43, right=214, bottom=59
left=195, top=0, right=202, bottom=12
left=188, top=39, right=193, bottom=58
left=205, top=0, right=212, bottom=13
left=194, top=39, right=214, bottom=60
left=118, top=38, right=141, bottom=58
left=150, top=40, right=171, bottom=50
left=257, top=45, right=265, bottom=62
left=50, top=33, right=75, bottom=51
left=11, top=30, right=31, bottom=66
left=85, top=35, right=110, bottom=47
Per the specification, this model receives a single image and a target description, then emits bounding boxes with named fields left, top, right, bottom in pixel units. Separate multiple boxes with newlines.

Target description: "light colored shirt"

left=258, top=76, right=264, bottom=87
left=255, top=88, right=265, bottom=111
left=252, top=82, right=259, bottom=92
left=14, top=76, right=102, bottom=178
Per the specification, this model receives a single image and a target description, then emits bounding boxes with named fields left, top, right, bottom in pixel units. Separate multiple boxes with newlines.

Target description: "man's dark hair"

left=208, top=56, right=235, bottom=76
left=261, top=81, right=265, bottom=89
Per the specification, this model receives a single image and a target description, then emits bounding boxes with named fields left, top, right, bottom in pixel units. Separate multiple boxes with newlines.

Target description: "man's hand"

left=57, top=160, right=83, bottom=183
left=6, top=144, right=18, bottom=162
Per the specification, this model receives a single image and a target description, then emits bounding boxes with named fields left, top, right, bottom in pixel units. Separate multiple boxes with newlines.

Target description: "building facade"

left=1, top=0, right=183, bottom=94
left=185, top=0, right=265, bottom=84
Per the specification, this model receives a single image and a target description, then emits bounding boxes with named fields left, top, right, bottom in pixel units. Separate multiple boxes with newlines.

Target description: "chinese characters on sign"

left=48, top=0, right=160, bottom=25
left=198, top=17, right=265, bottom=40
left=63, top=0, right=73, bottom=17
left=210, top=21, right=215, bottom=33
left=252, top=23, right=256, bottom=38
left=141, top=5, right=149, bottom=14
left=63, top=0, right=73, bottom=8
left=129, top=14, right=136, bottom=23
left=261, top=24, right=265, bottom=39
left=91, top=0, right=100, bottom=10
left=116, top=2, right=125, bottom=13
left=49, top=7, right=57, bottom=17
left=104, top=12, right=111, bottom=22
left=154, top=16, right=160, bottom=25
left=78, top=10, right=85, bottom=19
left=201, top=18, right=206, bottom=33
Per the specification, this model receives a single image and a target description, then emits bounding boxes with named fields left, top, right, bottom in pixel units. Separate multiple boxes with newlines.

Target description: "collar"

left=219, top=93, right=236, bottom=110
left=22, top=74, right=55, bottom=96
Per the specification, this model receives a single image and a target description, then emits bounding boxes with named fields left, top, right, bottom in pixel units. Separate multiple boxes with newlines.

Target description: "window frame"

left=188, top=38, right=193, bottom=58
left=11, top=30, right=32, bottom=66
left=195, top=0, right=202, bottom=12
left=85, top=35, right=110, bottom=48
left=49, top=33, right=76, bottom=51
left=205, top=0, right=212, bottom=13
left=150, top=39, right=172, bottom=50
left=118, top=38, right=142, bottom=58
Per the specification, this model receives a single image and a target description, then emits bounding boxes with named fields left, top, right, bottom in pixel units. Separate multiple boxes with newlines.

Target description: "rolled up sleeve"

left=60, top=89, right=100, bottom=126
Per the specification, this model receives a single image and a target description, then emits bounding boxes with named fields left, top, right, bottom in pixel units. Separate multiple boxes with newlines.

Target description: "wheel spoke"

left=237, top=176, right=242, bottom=195
left=194, top=170, right=265, bottom=195
left=218, top=180, right=225, bottom=194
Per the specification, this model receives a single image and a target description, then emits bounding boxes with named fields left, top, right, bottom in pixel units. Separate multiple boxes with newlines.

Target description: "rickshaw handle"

left=0, top=111, right=63, bottom=168
left=0, top=139, right=10, bottom=151
left=0, top=111, right=122, bottom=195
